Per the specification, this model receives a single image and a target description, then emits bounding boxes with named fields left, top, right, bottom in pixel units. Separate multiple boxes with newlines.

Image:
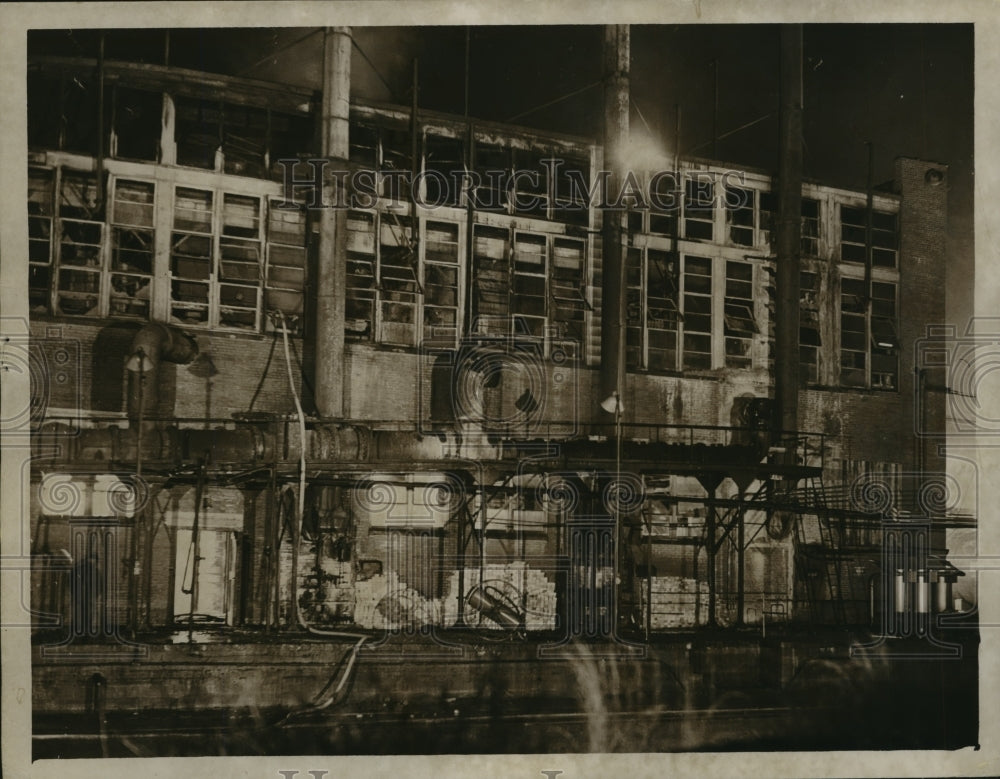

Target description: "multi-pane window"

left=422, top=222, right=461, bottom=344
left=218, top=194, right=263, bottom=330
left=626, top=248, right=679, bottom=372
left=511, top=233, right=547, bottom=337
left=170, top=187, right=214, bottom=325
left=870, top=281, right=898, bottom=390
left=725, top=186, right=755, bottom=247
left=110, top=180, right=155, bottom=319
left=682, top=255, right=713, bottom=370
left=840, top=278, right=868, bottom=387
left=760, top=193, right=820, bottom=256
left=471, top=225, right=512, bottom=334
left=470, top=226, right=585, bottom=343
left=345, top=210, right=377, bottom=339
left=28, top=168, right=54, bottom=312
left=378, top=218, right=418, bottom=345
left=723, top=261, right=755, bottom=368
left=550, top=237, right=588, bottom=343
left=57, top=171, right=105, bottom=317
left=265, top=200, right=308, bottom=332
left=684, top=177, right=715, bottom=241
left=343, top=211, right=418, bottom=344
left=841, top=206, right=898, bottom=267
left=649, top=172, right=679, bottom=237
left=839, top=277, right=898, bottom=390
left=799, top=270, right=821, bottom=384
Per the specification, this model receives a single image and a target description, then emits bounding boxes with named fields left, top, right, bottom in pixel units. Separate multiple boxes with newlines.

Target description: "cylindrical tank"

left=894, top=568, right=907, bottom=614
left=916, top=569, right=930, bottom=614
left=933, top=572, right=953, bottom=613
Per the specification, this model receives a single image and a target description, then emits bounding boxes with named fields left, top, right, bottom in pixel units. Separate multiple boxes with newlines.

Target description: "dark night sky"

left=29, top=24, right=974, bottom=324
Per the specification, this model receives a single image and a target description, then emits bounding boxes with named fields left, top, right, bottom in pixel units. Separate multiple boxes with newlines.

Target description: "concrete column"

left=315, top=26, right=351, bottom=418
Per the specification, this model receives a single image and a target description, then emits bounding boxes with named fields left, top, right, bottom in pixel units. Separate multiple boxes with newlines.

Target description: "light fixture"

left=600, top=391, right=624, bottom=415
left=125, top=349, right=154, bottom=373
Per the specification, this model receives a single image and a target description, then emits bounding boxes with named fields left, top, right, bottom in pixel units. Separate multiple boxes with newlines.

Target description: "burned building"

left=24, top=26, right=976, bottom=756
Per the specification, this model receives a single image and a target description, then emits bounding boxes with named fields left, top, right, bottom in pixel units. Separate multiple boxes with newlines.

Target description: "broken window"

left=379, top=125, right=413, bottom=202
left=684, top=176, right=714, bottom=241
left=265, top=200, right=308, bottom=333
left=841, top=205, right=897, bottom=268
left=269, top=111, right=316, bottom=181
left=61, top=74, right=101, bottom=156
left=724, top=261, right=755, bottom=368
left=175, top=97, right=221, bottom=170
left=550, top=236, right=588, bottom=343
left=56, top=171, right=105, bottom=317
left=27, top=70, right=62, bottom=151
left=840, top=277, right=867, bottom=387
left=222, top=104, right=268, bottom=178
left=472, top=142, right=510, bottom=211
left=552, top=153, right=591, bottom=227
left=682, top=255, right=713, bottom=370
left=109, top=179, right=154, bottom=319
left=423, top=133, right=464, bottom=207
left=422, top=221, right=460, bottom=344
left=28, top=168, right=54, bottom=313
left=799, top=270, right=820, bottom=384
left=725, top=186, right=755, bottom=247
left=512, top=232, right=547, bottom=337
left=760, top=193, right=821, bottom=256
left=170, top=187, right=213, bottom=325
left=378, top=217, right=417, bottom=345
left=512, top=148, right=550, bottom=220
left=345, top=210, right=377, bottom=340
left=112, top=86, right=161, bottom=162
left=471, top=224, right=511, bottom=335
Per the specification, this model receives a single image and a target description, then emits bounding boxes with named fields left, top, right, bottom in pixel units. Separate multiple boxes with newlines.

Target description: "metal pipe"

left=315, top=27, right=352, bottom=418
left=774, top=24, right=803, bottom=444
left=126, top=324, right=199, bottom=424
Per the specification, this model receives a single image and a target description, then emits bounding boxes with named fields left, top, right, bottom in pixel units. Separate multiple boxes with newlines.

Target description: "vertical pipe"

left=599, top=24, right=630, bottom=413
left=315, top=27, right=352, bottom=418
left=707, top=487, right=717, bottom=627
left=774, top=24, right=803, bottom=444
left=864, top=142, right=874, bottom=306
left=96, top=33, right=106, bottom=208
left=712, top=58, right=719, bottom=160
left=410, top=58, right=420, bottom=238
left=736, top=505, right=745, bottom=626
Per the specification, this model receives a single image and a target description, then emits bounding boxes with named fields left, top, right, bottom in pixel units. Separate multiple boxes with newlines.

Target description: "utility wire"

left=351, top=37, right=398, bottom=101
left=239, top=29, right=323, bottom=76
left=504, top=80, right=601, bottom=124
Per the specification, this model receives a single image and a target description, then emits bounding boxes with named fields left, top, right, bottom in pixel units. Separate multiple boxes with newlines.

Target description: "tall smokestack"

left=599, top=25, right=630, bottom=416
left=315, top=26, right=352, bottom=418
left=775, top=24, right=803, bottom=443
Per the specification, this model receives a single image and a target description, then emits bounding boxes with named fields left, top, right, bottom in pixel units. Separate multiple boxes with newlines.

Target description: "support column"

left=599, top=24, right=630, bottom=412
left=774, top=24, right=803, bottom=443
left=315, top=26, right=352, bottom=418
